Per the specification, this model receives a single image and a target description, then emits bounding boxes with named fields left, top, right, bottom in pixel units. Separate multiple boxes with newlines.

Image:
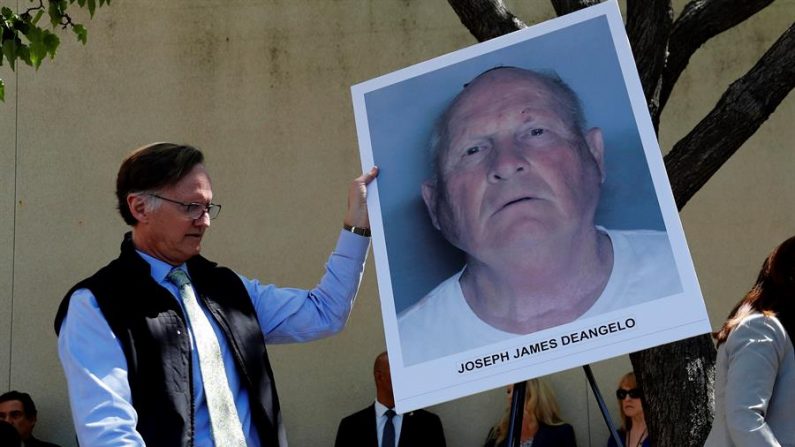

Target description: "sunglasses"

left=616, top=388, right=642, bottom=400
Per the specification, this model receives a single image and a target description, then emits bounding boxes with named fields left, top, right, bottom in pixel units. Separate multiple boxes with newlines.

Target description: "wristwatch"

left=343, top=223, right=371, bottom=237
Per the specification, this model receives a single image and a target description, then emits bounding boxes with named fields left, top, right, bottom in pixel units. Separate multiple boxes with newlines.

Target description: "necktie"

left=383, top=409, right=396, bottom=447
left=167, top=268, right=247, bottom=447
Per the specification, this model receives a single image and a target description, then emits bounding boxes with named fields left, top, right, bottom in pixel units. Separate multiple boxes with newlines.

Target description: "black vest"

left=55, top=234, right=286, bottom=446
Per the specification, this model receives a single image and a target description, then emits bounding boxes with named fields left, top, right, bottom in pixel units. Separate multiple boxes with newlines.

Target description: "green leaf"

left=88, top=0, right=96, bottom=17
left=0, top=78, right=5, bottom=102
left=1, top=7, right=12, bottom=20
left=48, top=2, right=61, bottom=27
left=16, top=45, right=30, bottom=66
left=42, top=31, right=59, bottom=59
left=14, top=18, right=30, bottom=36
left=73, top=24, right=87, bottom=44
left=32, top=10, right=44, bottom=25
left=2, top=39, right=17, bottom=70
left=25, top=26, right=44, bottom=67
left=77, top=0, right=86, bottom=6
left=27, top=28, right=46, bottom=68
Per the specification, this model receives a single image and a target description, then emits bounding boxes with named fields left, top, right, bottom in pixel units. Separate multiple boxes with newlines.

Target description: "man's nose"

left=194, top=211, right=211, bottom=228
left=488, top=143, right=528, bottom=182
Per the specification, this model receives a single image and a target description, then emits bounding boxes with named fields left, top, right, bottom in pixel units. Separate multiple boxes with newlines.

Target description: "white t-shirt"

left=397, top=228, right=681, bottom=365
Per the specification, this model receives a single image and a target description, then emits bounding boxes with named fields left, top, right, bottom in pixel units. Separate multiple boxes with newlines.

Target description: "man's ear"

left=421, top=180, right=441, bottom=231
left=585, top=127, right=606, bottom=183
left=127, top=193, right=149, bottom=224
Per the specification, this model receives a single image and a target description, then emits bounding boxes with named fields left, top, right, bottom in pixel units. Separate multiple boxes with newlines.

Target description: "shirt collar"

left=135, top=249, right=188, bottom=284
left=374, top=399, right=398, bottom=417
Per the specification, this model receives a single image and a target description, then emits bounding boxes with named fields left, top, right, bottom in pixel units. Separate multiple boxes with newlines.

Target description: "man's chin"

left=190, top=243, right=202, bottom=256
left=181, top=240, right=203, bottom=259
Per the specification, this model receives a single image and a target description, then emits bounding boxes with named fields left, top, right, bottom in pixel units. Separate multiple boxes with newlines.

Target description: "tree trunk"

left=630, top=336, right=717, bottom=446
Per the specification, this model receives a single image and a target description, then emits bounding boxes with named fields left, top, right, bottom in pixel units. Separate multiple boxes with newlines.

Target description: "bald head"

left=373, top=351, right=394, bottom=408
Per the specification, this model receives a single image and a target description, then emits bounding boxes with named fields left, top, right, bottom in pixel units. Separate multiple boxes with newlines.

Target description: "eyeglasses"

left=616, top=388, right=642, bottom=400
left=148, top=193, right=222, bottom=220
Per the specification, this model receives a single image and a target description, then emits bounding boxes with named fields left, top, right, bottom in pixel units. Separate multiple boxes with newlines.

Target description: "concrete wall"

left=0, top=0, right=792, bottom=445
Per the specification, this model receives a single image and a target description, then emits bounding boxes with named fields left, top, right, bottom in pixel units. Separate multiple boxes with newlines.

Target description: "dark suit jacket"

left=335, top=404, right=446, bottom=447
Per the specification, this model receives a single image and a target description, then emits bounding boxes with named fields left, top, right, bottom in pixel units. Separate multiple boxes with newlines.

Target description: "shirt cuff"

left=336, top=229, right=371, bottom=259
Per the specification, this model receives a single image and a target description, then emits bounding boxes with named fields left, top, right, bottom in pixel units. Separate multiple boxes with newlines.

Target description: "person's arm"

left=723, top=315, right=786, bottom=446
left=243, top=230, right=370, bottom=342
left=57, top=289, right=145, bottom=447
left=334, top=416, right=353, bottom=447
left=245, top=168, right=378, bottom=343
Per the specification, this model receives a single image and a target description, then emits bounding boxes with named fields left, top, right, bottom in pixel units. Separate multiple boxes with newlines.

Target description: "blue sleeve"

left=241, top=230, right=370, bottom=343
left=57, top=288, right=146, bottom=446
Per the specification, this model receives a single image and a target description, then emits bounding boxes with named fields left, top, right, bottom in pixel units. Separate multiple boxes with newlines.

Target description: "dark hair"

left=116, top=142, right=205, bottom=225
left=0, top=391, right=37, bottom=418
left=715, top=236, right=795, bottom=346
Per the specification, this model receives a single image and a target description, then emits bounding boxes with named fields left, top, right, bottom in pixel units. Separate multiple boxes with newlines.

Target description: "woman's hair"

left=714, top=235, right=795, bottom=346
left=491, top=378, right=565, bottom=444
left=616, top=372, right=643, bottom=431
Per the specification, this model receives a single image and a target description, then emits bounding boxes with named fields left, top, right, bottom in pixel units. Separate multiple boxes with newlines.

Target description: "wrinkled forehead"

left=449, top=70, right=560, bottom=120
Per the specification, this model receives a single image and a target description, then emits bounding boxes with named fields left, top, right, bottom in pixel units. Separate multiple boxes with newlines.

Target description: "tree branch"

left=550, top=0, right=602, bottom=17
left=665, top=23, right=795, bottom=209
left=626, top=0, right=673, bottom=131
left=446, top=0, right=526, bottom=42
left=659, top=0, right=775, bottom=114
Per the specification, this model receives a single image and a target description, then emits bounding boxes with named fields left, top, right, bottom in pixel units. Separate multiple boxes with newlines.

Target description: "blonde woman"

left=607, top=372, right=648, bottom=447
left=484, top=379, right=576, bottom=447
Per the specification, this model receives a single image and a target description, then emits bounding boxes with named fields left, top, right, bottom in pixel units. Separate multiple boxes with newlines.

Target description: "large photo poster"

left=352, top=0, right=710, bottom=413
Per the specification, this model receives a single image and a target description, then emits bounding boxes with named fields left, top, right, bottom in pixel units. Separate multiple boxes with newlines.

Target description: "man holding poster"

left=398, top=67, right=681, bottom=365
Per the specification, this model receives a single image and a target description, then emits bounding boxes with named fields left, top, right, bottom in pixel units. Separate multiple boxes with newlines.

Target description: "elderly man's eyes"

left=521, top=127, right=546, bottom=139
left=465, top=146, right=483, bottom=156
left=460, top=142, right=490, bottom=157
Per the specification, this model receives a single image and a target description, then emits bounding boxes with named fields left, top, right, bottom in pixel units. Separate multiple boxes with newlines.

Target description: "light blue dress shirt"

left=58, top=231, right=369, bottom=447
left=374, top=400, right=403, bottom=447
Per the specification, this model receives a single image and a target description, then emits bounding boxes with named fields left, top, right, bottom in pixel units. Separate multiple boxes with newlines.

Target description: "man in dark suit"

left=335, top=352, right=446, bottom=447
left=0, top=391, right=62, bottom=447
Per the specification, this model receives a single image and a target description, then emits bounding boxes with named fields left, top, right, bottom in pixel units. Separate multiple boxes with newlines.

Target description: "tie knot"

left=385, top=409, right=396, bottom=420
left=166, top=268, right=191, bottom=288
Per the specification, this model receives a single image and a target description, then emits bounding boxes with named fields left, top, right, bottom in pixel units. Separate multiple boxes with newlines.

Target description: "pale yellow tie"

left=167, top=268, right=247, bottom=447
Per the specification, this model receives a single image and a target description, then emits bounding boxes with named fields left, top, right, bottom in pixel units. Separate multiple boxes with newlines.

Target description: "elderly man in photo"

left=398, top=67, right=680, bottom=365
left=55, top=142, right=377, bottom=446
